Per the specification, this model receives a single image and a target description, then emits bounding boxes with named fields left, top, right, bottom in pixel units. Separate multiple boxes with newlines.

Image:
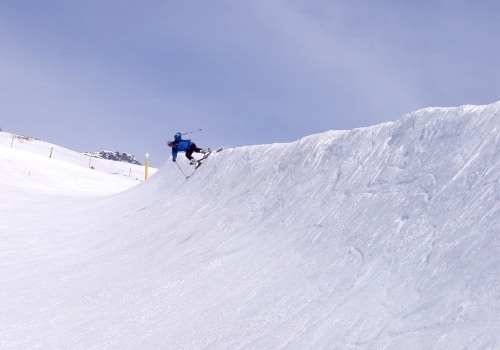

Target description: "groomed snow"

left=2, top=102, right=500, bottom=349
left=0, top=132, right=154, bottom=188
left=0, top=145, right=141, bottom=196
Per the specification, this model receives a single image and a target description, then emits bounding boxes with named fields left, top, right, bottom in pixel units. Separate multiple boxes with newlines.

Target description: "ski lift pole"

left=182, top=129, right=202, bottom=136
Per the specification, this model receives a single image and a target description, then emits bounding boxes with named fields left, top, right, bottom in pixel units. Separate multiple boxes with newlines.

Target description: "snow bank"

left=0, top=145, right=141, bottom=196
left=2, top=102, right=500, bottom=349
left=0, top=132, right=154, bottom=181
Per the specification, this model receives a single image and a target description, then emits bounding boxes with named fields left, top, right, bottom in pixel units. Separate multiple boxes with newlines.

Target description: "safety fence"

left=0, top=132, right=151, bottom=181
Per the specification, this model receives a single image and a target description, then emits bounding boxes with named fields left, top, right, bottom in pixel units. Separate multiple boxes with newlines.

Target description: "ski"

left=202, top=148, right=223, bottom=160
left=186, top=148, right=223, bottom=178
left=189, top=148, right=223, bottom=165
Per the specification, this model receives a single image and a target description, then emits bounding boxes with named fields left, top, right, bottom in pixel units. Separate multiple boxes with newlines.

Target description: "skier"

left=168, top=132, right=209, bottom=165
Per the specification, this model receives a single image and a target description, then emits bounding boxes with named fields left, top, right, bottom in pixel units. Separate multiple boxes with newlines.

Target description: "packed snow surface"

left=0, top=132, right=154, bottom=185
left=2, top=102, right=500, bottom=349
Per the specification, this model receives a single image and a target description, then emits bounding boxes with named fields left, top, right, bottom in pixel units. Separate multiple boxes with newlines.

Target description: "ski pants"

left=185, top=143, right=202, bottom=160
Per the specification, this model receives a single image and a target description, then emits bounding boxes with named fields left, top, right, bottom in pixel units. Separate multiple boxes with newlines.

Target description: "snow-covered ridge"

left=0, top=131, right=154, bottom=181
left=2, top=102, right=500, bottom=349
left=83, top=150, right=142, bottom=165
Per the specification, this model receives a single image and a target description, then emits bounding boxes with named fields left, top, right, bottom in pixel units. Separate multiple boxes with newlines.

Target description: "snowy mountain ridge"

left=2, top=102, right=500, bottom=349
left=83, top=150, right=142, bottom=165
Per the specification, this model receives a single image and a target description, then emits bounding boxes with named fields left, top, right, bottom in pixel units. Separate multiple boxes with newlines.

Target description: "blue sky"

left=1, top=1, right=499, bottom=166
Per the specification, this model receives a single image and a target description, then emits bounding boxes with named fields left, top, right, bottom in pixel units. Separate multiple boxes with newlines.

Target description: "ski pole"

left=174, top=161, right=188, bottom=179
left=182, top=129, right=202, bottom=136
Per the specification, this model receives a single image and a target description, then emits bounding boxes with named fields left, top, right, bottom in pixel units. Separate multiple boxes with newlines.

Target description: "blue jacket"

left=171, top=133, right=193, bottom=161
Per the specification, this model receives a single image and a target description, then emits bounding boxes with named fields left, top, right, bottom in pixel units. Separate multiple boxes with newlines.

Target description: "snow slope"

left=0, top=132, right=154, bottom=184
left=0, top=145, right=142, bottom=196
left=2, top=102, right=500, bottom=349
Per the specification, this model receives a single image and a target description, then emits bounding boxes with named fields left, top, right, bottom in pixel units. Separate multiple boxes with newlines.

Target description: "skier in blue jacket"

left=168, top=132, right=209, bottom=165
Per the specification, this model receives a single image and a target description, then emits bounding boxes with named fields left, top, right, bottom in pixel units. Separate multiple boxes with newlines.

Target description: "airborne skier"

left=168, top=132, right=209, bottom=166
